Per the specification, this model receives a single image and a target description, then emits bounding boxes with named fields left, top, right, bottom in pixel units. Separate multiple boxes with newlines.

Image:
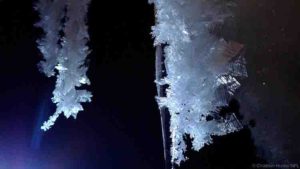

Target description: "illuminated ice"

left=150, top=0, right=247, bottom=165
left=35, top=0, right=92, bottom=131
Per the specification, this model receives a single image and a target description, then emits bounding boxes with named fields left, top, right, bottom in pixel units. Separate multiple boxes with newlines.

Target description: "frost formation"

left=35, top=0, right=92, bottom=131
left=150, top=0, right=247, bottom=165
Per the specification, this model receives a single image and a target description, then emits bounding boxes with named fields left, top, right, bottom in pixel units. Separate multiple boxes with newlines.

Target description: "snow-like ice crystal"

left=150, top=0, right=247, bottom=165
left=35, top=0, right=92, bottom=131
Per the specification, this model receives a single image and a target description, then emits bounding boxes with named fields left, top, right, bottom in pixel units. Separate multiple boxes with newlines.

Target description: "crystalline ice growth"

left=35, top=0, right=92, bottom=131
left=151, top=0, right=247, bottom=165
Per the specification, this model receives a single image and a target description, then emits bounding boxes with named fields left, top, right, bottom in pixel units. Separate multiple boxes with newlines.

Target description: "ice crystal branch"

left=35, top=0, right=92, bottom=131
left=150, top=0, right=247, bottom=165
left=35, top=0, right=65, bottom=77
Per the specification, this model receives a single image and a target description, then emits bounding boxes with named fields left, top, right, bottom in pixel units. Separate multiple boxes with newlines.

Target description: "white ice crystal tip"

left=79, top=77, right=90, bottom=85
left=55, top=64, right=68, bottom=71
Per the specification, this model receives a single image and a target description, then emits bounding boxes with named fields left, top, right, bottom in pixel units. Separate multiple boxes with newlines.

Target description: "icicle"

left=35, top=0, right=92, bottom=131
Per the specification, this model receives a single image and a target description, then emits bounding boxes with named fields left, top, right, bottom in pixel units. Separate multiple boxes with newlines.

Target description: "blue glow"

left=31, top=98, right=49, bottom=150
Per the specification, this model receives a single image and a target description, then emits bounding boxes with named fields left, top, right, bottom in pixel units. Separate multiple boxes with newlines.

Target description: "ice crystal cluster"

left=150, top=0, right=248, bottom=165
left=35, top=0, right=92, bottom=131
